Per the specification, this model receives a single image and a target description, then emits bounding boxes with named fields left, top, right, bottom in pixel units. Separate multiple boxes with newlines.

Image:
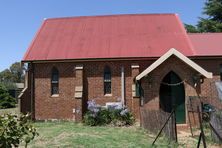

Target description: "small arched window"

left=104, top=66, right=111, bottom=95
left=51, top=67, right=59, bottom=95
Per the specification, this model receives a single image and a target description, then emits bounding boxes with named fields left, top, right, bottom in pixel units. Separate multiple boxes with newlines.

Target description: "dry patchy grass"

left=22, top=122, right=175, bottom=148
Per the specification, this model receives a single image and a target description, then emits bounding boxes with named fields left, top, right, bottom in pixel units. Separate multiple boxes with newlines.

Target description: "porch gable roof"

left=136, top=48, right=213, bottom=80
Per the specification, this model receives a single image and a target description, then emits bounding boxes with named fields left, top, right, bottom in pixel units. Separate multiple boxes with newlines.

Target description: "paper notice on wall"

left=215, top=82, right=222, bottom=102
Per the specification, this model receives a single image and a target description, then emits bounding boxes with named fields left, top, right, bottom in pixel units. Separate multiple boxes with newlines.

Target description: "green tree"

left=198, top=0, right=222, bottom=32
left=0, top=83, right=16, bottom=109
left=184, top=24, right=199, bottom=33
left=9, top=62, right=24, bottom=83
left=185, top=0, right=222, bottom=32
left=0, top=69, right=13, bottom=83
left=0, top=62, right=24, bottom=84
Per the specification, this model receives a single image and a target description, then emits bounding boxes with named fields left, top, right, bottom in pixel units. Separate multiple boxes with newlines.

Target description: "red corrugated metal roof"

left=189, top=33, right=222, bottom=56
left=23, top=14, right=195, bottom=61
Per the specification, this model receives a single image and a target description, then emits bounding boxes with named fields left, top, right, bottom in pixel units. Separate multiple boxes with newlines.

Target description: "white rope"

left=161, top=80, right=186, bottom=86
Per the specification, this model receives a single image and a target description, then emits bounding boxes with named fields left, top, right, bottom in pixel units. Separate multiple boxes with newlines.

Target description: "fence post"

left=174, top=108, right=178, bottom=142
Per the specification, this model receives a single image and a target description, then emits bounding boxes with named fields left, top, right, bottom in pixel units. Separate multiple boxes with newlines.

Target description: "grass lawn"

left=1, top=108, right=219, bottom=147
left=0, top=107, right=18, bottom=115
left=24, top=122, right=175, bottom=148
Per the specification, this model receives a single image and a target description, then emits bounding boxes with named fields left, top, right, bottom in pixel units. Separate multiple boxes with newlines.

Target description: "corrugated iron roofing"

left=23, top=14, right=196, bottom=61
left=189, top=33, right=222, bottom=56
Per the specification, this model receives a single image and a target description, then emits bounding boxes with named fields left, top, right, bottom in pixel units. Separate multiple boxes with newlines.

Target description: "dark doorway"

left=159, top=71, right=185, bottom=124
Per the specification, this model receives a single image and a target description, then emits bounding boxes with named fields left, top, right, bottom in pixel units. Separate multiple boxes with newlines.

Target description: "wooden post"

left=187, top=97, right=194, bottom=137
left=188, top=111, right=194, bottom=137
left=174, top=108, right=178, bottom=143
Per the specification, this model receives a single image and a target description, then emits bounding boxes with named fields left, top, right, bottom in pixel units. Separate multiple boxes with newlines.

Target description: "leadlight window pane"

left=52, top=74, right=59, bottom=82
left=104, top=74, right=111, bottom=82
left=52, top=83, right=59, bottom=95
left=51, top=67, right=59, bottom=95
left=104, top=66, right=111, bottom=94
left=104, top=82, right=111, bottom=94
left=135, top=82, right=140, bottom=97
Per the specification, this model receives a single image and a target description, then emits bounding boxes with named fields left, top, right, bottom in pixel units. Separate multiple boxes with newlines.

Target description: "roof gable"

left=23, top=14, right=194, bottom=61
left=136, top=48, right=213, bottom=80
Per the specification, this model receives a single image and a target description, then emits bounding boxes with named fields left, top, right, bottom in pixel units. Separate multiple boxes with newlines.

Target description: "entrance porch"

left=136, top=48, right=212, bottom=125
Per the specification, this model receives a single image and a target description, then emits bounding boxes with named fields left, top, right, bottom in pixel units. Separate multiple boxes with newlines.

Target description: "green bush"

left=0, top=83, right=16, bottom=109
left=0, top=114, right=38, bottom=148
left=83, top=112, right=97, bottom=126
left=83, top=100, right=135, bottom=126
left=109, top=108, right=135, bottom=126
left=83, top=108, right=111, bottom=126
left=97, top=109, right=111, bottom=125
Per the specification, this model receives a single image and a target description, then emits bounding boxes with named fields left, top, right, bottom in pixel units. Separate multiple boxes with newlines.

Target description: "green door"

left=159, top=71, right=185, bottom=124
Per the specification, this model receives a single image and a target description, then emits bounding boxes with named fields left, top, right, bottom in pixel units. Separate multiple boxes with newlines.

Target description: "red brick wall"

left=34, top=63, right=77, bottom=120
left=20, top=57, right=222, bottom=122
left=83, top=61, right=143, bottom=120
left=194, top=59, right=222, bottom=109
left=32, top=61, right=143, bottom=121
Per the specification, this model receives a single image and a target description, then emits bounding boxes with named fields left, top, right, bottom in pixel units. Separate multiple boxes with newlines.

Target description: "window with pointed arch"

left=51, top=67, right=59, bottom=95
left=104, top=66, right=111, bottom=95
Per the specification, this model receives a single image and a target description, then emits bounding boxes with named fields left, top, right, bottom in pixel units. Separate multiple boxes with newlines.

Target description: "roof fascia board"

left=136, top=48, right=213, bottom=80
left=21, top=57, right=159, bottom=64
left=21, top=55, right=222, bottom=64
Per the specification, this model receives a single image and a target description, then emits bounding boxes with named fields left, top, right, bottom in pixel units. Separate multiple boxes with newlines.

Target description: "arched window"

left=51, top=67, right=59, bottom=95
left=104, top=66, right=111, bottom=95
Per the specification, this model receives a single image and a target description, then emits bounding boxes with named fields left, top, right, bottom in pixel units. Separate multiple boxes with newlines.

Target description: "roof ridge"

left=44, top=13, right=178, bottom=21
left=174, top=14, right=196, bottom=55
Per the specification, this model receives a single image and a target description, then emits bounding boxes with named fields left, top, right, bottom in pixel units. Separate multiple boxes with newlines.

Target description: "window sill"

left=51, top=94, right=59, bottom=98
left=104, top=94, right=112, bottom=97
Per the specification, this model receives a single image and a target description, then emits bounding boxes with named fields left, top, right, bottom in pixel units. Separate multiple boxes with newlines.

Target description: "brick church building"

left=20, top=14, right=222, bottom=124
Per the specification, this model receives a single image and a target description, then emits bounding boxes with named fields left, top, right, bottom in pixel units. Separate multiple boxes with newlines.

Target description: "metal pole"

left=197, top=106, right=207, bottom=148
left=197, top=133, right=202, bottom=148
left=121, top=66, right=125, bottom=106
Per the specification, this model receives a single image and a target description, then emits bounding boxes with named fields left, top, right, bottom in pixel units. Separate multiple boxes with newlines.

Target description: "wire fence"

left=140, top=108, right=176, bottom=141
left=210, top=110, right=222, bottom=143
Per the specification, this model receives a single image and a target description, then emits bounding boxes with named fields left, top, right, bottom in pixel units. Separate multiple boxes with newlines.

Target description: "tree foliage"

left=184, top=24, right=199, bottom=33
left=0, top=62, right=24, bottom=85
left=0, top=114, right=38, bottom=148
left=185, top=0, right=222, bottom=33
left=0, top=83, right=16, bottom=109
